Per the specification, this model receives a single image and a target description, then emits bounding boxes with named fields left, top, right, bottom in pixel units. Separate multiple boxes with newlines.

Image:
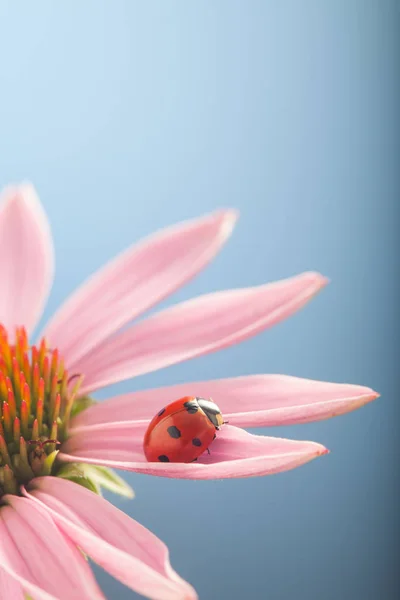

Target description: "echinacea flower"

left=0, top=184, right=378, bottom=600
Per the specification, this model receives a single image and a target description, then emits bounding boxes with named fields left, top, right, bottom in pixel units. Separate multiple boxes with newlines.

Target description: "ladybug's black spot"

left=167, top=426, right=181, bottom=439
left=192, top=438, right=202, bottom=447
left=158, top=455, right=170, bottom=462
left=157, top=408, right=166, bottom=417
left=184, top=400, right=198, bottom=414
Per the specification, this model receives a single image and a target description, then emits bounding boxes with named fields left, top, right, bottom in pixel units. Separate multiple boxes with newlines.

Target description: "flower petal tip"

left=320, top=275, right=330, bottom=287
left=0, top=183, right=51, bottom=244
left=214, top=208, right=239, bottom=241
left=306, top=271, right=330, bottom=289
left=319, top=447, right=330, bottom=456
left=301, top=272, right=330, bottom=303
left=1, top=182, right=38, bottom=209
left=357, top=389, right=380, bottom=406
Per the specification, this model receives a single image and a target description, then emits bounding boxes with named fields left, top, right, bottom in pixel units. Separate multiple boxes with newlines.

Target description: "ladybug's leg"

left=206, top=448, right=211, bottom=455
left=67, top=373, right=82, bottom=385
left=191, top=458, right=198, bottom=463
left=58, top=373, right=82, bottom=385
left=28, top=439, right=61, bottom=448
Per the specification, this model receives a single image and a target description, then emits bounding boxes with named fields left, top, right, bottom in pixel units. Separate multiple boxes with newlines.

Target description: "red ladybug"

left=143, top=396, right=225, bottom=463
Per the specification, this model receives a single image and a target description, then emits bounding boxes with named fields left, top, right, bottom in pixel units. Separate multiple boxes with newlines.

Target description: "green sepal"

left=82, top=465, right=135, bottom=499
left=55, top=463, right=100, bottom=495
left=70, top=395, right=97, bottom=419
left=41, top=450, right=59, bottom=476
left=64, top=475, right=99, bottom=494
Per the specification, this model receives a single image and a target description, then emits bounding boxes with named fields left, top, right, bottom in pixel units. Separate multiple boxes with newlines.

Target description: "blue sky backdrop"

left=0, top=1, right=398, bottom=599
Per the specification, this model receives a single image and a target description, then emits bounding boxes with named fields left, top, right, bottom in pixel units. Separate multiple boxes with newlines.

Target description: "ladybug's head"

left=196, top=398, right=224, bottom=428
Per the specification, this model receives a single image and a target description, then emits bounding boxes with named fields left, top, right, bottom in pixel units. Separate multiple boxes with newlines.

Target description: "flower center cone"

left=0, top=325, right=82, bottom=495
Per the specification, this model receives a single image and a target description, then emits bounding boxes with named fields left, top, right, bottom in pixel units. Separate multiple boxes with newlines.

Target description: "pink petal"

left=0, top=184, right=54, bottom=335
left=60, top=423, right=328, bottom=479
left=0, top=568, right=24, bottom=600
left=203, top=377, right=378, bottom=426
left=0, top=498, right=104, bottom=600
left=76, top=271, right=328, bottom=394
left=72, top=375, right=379, bottom=430
left=24, top=477, right=197, bottom=600
left=43, top=209, right=237, bottom=366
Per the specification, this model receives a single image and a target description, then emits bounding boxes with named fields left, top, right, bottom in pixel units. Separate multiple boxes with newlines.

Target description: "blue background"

left=0, top=1, right=398, bottom=599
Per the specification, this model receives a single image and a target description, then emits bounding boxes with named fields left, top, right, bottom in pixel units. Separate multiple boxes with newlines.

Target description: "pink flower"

left=0, top=184, right=378, bottom=599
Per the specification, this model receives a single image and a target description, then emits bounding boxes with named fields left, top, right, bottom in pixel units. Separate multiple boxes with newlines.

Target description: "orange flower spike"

left=1, top=338, right=12, bottom=374
left=17, top=328, right=26, bottom=367
left=0, top=358, right=8, bottom=378
left=0, top=420, right=4, bottom=438
left=19, top=370, right=26, bottom=395
left=53, top=393, right=61, bottom=422
left=32, top=362, right=40, bottom=403
left=36, top=397, right=43, bottom=435
left=0, top=372, right=8, bottom=401
left=11, top=357, right=21, bottom=401
left=22, top=382, right=31, bottom=415
left=38, top=377, right=45, bottom=405
left=49, top=375, right=59, bottom=419
left=20, top=400, right=29, bottom=439
left=15, top=328, right=23, bottom=367
left=50, top=349, right=59, bottom=381
left=20, top=327, right=28, bottom=352
left=2, top=401, right=12, bottom=436
left=13, top=417, right=20, bottom=444
left=19, top=369, right=26, bottom=385
left=31, top=345, right=39, bottom=375
left=19, top=436, right=28, bottom=464
left=22, top=351, right=31, bottom=388
left=7, top=388, right=16, bottom=421
left=19, top=372, right=27, bottom=413
left=31, top=418, right=39, bottom=441
left=58, top=371, right=68, bottom=414
left=43, top=355, right=50, bottom=392
left=0, top=435, right=11, bottom=467
left=51, top=373, right=59, bottom=398
left=58, top=357, right=65, bottom=377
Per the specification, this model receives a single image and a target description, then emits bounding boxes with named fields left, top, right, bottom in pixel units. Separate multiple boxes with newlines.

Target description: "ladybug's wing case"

left=146, top=397, right=195, bottom=429
left=143, top=402, right=216, bottom=463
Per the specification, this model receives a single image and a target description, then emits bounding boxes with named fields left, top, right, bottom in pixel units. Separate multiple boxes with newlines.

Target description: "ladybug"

left=143, top=396, right=225, bottom=463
